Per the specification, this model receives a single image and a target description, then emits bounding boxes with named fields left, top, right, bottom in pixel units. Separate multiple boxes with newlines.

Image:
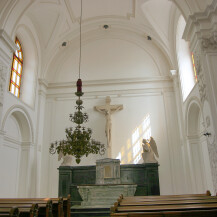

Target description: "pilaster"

left=35, top=79, right=48, bottom=197
left=183, top=1, right=217, bottom=194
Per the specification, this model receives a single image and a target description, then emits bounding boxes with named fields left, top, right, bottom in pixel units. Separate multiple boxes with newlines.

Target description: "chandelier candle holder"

left=49, top=80, right=105, bottom=164
left=49, top=0, right=105, bottom=164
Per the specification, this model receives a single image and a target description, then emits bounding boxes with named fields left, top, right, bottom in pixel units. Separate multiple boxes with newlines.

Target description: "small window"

left=191, top=52, right=198, bottom=82
left=9, top=37, right=23, bottom=97
left=176, top=16, right=196, bottom=101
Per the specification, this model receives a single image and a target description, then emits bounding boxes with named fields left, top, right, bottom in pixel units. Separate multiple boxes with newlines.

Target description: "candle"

left=77, top=79, right=82, bottom=92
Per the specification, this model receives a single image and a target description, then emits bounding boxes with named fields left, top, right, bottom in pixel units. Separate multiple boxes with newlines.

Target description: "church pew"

left=0, top=204, right=38, bottom=217
left=114, top=203, right=217, bottom=212
left=110, top=209, right=217, bottom=217
left=0, top=201, right=51, bottom=217
left=117, top=190, right=211, bottom=203
left=0, top=207, right=20, bottom=217
left=111, top=203, right=217, bottom=217
left=117, top=198, right=217, bottom=206
left=110, top=192, right=217, bottom=217
left=0, top=195, right=70, bottom=217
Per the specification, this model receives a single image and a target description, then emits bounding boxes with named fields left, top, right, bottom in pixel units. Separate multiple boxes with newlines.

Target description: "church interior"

left=0, top=0, right=217, bottom=206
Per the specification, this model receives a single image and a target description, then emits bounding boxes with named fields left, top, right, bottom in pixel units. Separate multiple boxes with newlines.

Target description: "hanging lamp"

left=49, top=0, right=105, bottom=164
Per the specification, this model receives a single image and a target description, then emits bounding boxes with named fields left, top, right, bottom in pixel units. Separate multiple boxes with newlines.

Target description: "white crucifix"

left=94, top=96, right=123, bottom=158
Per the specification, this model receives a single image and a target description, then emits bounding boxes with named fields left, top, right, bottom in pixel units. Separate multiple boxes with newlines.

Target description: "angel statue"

left=142, top=137, right=159, bottom=163
left=58, top=151, right=73, bottom=166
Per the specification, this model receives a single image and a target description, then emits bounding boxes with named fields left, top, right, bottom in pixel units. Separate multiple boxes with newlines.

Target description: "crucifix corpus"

left=94, top=96, right=123, bottom=158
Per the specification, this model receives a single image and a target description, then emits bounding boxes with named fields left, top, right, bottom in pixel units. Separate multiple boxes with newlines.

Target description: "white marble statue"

left=142, top=137, right=159, bottom=163
left=58, top=151, right=73, bottom=166
left=94, top=96, right=123, bottom=158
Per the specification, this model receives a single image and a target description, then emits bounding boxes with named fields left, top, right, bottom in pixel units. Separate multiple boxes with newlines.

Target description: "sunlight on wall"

left=116, top=114, right=151, bottom=164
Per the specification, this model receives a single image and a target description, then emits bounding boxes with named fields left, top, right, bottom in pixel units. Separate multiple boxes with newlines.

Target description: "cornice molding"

left=45, top=76, right=173, bottom=99
left=183, top=1, right=217, bottom=50
left=46, top=86, right=173, bottom=100
left=48, top=76, right=172, bottom=89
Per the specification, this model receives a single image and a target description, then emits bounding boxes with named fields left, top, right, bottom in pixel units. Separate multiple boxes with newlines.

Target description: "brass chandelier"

left=49, top=0, right=105, bottom=164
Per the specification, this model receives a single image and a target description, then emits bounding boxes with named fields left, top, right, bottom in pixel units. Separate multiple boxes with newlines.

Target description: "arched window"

left=176, top=16, right=196, bottom=101
left=9, top=37, right=23, bottom=97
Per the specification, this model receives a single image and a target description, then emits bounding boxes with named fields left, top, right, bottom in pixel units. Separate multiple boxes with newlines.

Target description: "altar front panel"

left=58, top=163, right=160, bottom=203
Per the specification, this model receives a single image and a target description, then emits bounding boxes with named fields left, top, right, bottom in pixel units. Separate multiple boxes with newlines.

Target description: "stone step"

left=71, top=207, right=110, bottom=217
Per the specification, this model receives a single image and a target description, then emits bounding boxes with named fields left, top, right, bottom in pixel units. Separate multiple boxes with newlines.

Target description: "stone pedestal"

left=96, top=158, right=120, bottom=184
left=78, top=184, right=137, bottom=208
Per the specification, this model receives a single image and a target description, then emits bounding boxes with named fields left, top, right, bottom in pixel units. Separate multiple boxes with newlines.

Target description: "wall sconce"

left=203, top=132, right=211, bottom=137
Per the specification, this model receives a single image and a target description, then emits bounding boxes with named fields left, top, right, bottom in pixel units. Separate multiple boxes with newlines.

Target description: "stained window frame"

left=191, top=52, right=198, bottom=82
left=9, top=37, right=23, bottom=98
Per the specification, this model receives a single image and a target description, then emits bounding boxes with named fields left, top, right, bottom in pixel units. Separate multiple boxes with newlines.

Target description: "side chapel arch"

left=0, top=105, right=34, bottom=197
left=185, top=97, right=209, bottom=193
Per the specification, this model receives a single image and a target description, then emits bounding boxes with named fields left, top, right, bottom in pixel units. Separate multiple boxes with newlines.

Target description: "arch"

left=1, top=105, right=34, bottom=143
left=185, top=96, right=202, bottom=136
left=185, top=96, right=212, bottom=193
left=0, top=105, right=34, bottom=197
left=45, top=28, right=171, bottom=82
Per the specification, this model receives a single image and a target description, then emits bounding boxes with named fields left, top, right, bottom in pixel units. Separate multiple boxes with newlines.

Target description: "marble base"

left=78, top=184, right=137, bottom=208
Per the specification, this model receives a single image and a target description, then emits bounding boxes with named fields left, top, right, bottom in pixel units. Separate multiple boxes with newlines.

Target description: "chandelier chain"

left=79, top=0, right=83, bottom=79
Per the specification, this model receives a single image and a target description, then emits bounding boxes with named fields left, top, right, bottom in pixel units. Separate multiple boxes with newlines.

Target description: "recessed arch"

left=2, top=105, right=34, bottom=143
left=185, top=97, right=203, bottom=136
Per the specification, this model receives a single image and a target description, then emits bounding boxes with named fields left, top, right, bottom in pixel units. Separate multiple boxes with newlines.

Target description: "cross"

left=94, top=96, right=123, bottom=158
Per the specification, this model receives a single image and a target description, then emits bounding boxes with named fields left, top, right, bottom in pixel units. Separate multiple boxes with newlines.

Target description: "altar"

left=78, top=184, right=137, bottom=207
left=58, top=159, right=160, bottom=207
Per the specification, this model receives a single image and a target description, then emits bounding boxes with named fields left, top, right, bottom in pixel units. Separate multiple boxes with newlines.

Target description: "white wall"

left=42, top=91, right=181, bottom=196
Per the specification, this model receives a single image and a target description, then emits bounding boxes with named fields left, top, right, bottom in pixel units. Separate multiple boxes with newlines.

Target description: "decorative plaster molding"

left=0, top=29, right=17, bottom=53
left=48, top=76, right=172, bottom=89
left=63, top=0, right=136, bottom=24
left=193, top=49, right=207, bottom=105
left=4, top=136, right=22, bottom=146
left=201, top=31, right=217, bottom=51
left=46, top=76, right=173, bottom=99
left=46, top=87, right=173, bottom=101
left=38, top=79, right=48, bottom=97
left=206, top=133, right=217, bottom=194
left=0, top=130, right=5, bottom=136
left=183, top=1, right=217, bottom=50
left=0, top=64, right=6, bottom=105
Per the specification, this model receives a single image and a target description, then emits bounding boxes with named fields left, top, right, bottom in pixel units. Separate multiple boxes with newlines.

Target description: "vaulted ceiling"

left=0, top=0, right=213, bottom=82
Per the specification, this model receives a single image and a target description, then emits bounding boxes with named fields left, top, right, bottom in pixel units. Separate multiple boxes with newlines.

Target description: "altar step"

left=71, top=207, right=110, bottom=217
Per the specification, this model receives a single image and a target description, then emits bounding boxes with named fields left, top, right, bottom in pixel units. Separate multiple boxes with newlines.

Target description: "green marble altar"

left=58, top=163, right=160, bottom=205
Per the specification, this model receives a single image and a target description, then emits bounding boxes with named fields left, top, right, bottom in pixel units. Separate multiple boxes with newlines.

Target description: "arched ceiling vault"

left=0, top=0, right=214, bottom=80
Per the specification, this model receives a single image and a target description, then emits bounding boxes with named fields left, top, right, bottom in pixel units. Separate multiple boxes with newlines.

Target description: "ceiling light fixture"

left=50, top=0, right=105, bottom=164
left=103, top=24, right=109, bottom=29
